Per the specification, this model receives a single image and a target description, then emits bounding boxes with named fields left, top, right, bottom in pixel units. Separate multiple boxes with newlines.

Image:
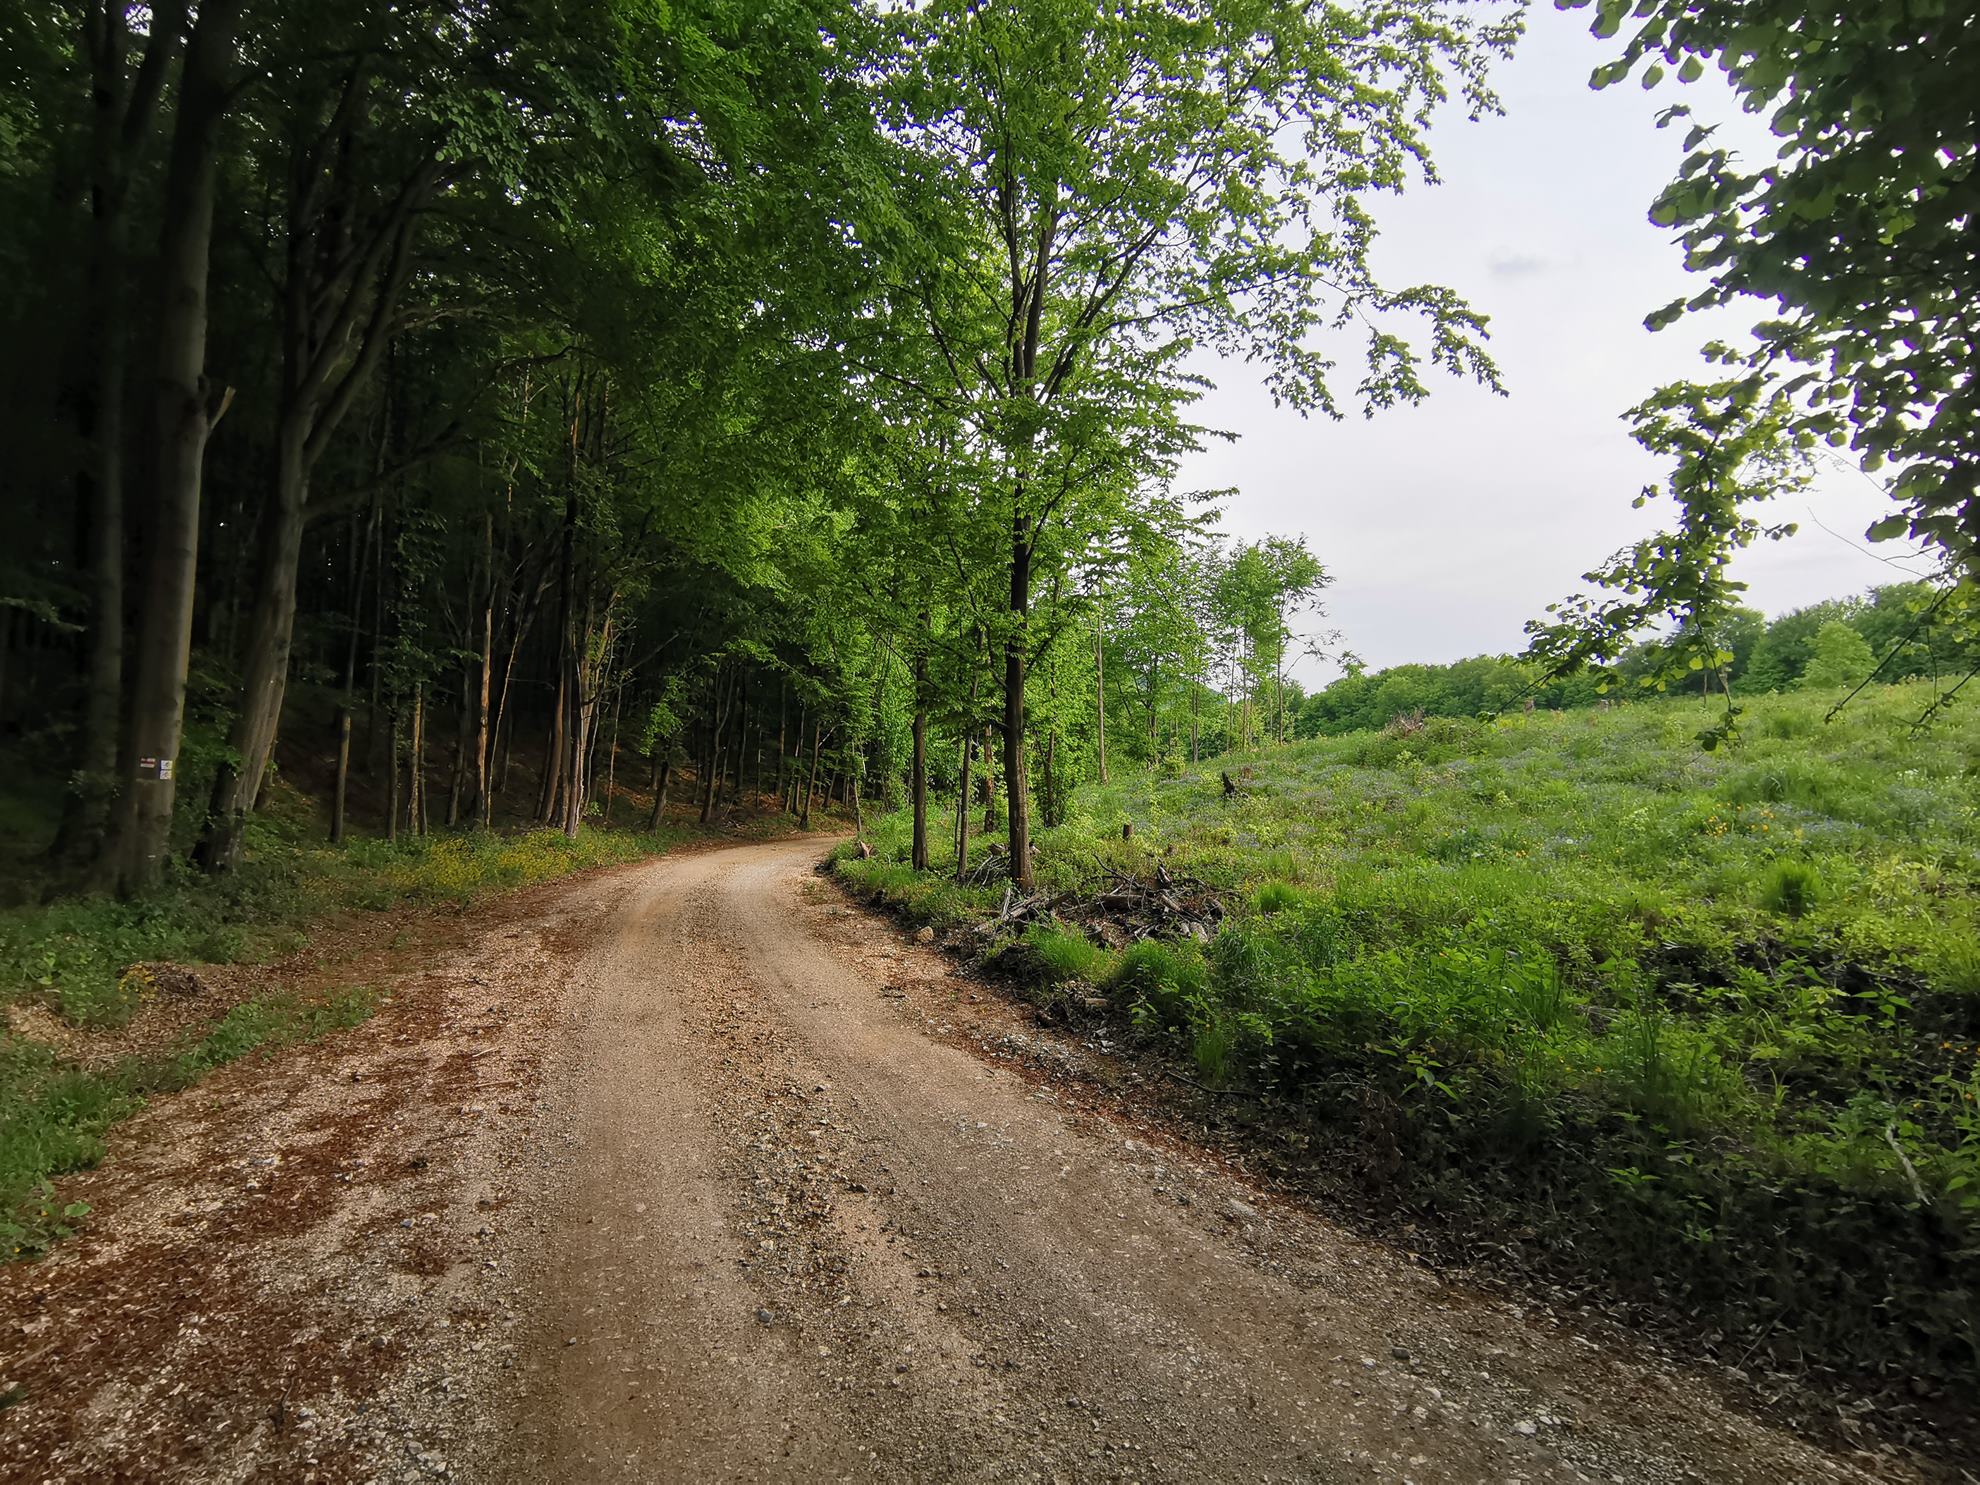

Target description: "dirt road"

left=0, top=839, right=1925, bottom=1482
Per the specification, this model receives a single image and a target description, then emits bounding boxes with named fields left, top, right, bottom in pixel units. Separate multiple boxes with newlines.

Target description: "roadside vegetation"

left=0, top=753, right=813, bottom=1259
left=836, top=682, right=1980, bottom=1399
left=4, top=0, right=1979, bottom=1447
left=1, top=984, right=379, bottom=1259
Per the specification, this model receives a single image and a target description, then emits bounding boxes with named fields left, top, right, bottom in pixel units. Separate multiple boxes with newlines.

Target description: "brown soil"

left=0, top=838, right=1936, bottom=1483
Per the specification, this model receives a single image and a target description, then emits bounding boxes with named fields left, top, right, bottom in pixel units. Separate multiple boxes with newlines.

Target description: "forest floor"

left=0, top=836, right=1939, bottom=1483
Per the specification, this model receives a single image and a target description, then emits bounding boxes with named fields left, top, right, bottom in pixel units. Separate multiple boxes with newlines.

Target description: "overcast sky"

left=1179, top=6, right=1929, bottom=684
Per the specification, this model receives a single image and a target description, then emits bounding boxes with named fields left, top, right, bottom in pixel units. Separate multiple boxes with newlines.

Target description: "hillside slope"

left=837, top=683, right=1980, bottom=1439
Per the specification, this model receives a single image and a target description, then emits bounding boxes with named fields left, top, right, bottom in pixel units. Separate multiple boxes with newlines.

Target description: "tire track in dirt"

left=485, top=840, right=1922, bottom=1485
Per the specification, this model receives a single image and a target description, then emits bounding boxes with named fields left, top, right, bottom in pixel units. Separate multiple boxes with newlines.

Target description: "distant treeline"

left=1295, top=582, right=1978, bottom=738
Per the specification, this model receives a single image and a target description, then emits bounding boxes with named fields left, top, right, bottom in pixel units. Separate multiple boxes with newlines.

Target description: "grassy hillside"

left=836, top=683, right=1980, bottom=1403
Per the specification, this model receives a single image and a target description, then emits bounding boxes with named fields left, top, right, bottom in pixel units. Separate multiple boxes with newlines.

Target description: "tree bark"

left=646, top=754, right=670, bottom=830
left=472, top=516, right=495, bottom=828
left=954, top=728, right=971, bottom=880
left=53, top=2, right=183, bottom=879
left=198, top=121, right=435, bottom=872
left=775, top=678, right=787, bottom=803
left=698, top=668, right=722, bottom=825
left=331, top=492, right=378, bottom=842
left=603, top=677, right=622, bottom=827
left=909, top=647, right=929, bottom=871
left=487, top=566, right=541, bottom=818
left=1042, top=727, right=1058, bottom=830
left=408, top=684, right=426, bottom=836
left=113, top=0, right=238, bottom=896
left=446, top=553, right=478, bottom=828
left=386, top=704, right=401, bottom=843
left=331, top=709, right=353, bottom=843
left=981, top=726, right=997, bottom=833
left=726, top=669, right=747, bottom=806
left=1094, top=592, right=1107, bottom=785
left=1003, top=529, right=1034, bottom=890
left=800, top=715, right=821, bottom=828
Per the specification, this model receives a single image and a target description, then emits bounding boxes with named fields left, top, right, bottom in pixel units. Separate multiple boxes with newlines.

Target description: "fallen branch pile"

left=972, top=863, right=1226, bottom=947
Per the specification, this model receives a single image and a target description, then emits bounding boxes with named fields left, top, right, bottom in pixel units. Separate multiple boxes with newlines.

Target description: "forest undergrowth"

left=835, top=682, right=1980, bottom=1423
left=0, top=753, right=808, bottom=1260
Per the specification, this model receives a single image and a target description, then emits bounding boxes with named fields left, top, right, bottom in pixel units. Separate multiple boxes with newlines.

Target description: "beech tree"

left=876, top=0, right=1519, bottom=887
left=117, top=0, right=242, bottom=895
left=1541, top=0, right=1980, bottom=702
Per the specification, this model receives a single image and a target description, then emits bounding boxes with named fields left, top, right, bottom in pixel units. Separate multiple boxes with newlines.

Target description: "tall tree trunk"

left=726, top=670, right=747, bottom=806
left=775, top=679, right=787, bottom=802
left=331, top=493, right=377, bottom=843
left=53, top=2, right=182, bottom=879
left=698, top=666, right=726, bottom=825
left=386, top=704, right=401, bottom=842
left=954, top=728, right=971, bottom=880
left=472, top=518, right=495, bottom=828
left=113, top=0, right=238, bottom=896
left=538, top=670, right=566, bottom=825
left=1094, top=595, right=1107, bottom=785
left=487, top=571, right=538, bottom=818
left=982, top=725, right=996, bottom=833
left=408, top=684, right=426, bottom=836
left=331, top=710, right=353, bottom=844
left=801, top=716, right=821, bottom=829
left=1003, top=530, right=1034, bottom=890
left=1042, top=728, right=1057, bottom=831
left=602, top=677, right=622, bottom=826
left=446, top=667, right=468, bottom=827
left=561, top=607, right=609, bottom=842
left=447, top=553, right=477, bottom=827
left=542, top=417, right=578, bottom=826
left=365, top=507, right=385, bottom=767
left=197, top=132, right=434, bottom=872
left=195, top=425, right=307, bottom=870
left=646, top=753, right=670, bottom=830
left=909, top=646, right=929, bottom=871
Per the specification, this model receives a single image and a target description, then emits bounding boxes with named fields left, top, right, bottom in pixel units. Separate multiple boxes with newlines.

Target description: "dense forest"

left=0, top=0, right=1519, bottom=903
left=3, top=0, right=1980, bottom=1475
left=2, top=0, right=1975, bottom=905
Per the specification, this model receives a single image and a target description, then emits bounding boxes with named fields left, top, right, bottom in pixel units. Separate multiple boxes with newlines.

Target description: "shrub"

left=1252, top=880, right=1308, bottom=915
left=1108, top=940, right=1211, bottom=1030
left=1758, top=858, right=1825, bottom=918
left=1023, top=924, right=1112, bottom=984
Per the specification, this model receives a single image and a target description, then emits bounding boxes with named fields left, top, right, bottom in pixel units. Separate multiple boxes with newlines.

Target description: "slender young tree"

left=877, top=0, right=1517, bottom=886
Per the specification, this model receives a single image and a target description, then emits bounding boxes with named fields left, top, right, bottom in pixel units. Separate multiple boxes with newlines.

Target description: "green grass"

left=0, top=985, right=380, bottom=1258
left=0, top=774, right=764, bottom=1260
left=1023, top=922, right=1114, bottom=984
left=837, top=682, right=1980, bottom=1391
left=0, top=803, right=706, bottom=1029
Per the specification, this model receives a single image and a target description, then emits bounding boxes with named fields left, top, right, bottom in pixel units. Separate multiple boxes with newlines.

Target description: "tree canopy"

left=1533, top=0, right=1980, bottom=708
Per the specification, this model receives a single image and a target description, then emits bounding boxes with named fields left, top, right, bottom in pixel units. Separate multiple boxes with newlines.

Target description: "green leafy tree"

left=1799, top=619, right=1876, bottom=693
left=1741, top=597, right=1858, bottom=693
left=877, top=0, right=1519, bottom=887
left=1547, top=0, right=1980, bottom=706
